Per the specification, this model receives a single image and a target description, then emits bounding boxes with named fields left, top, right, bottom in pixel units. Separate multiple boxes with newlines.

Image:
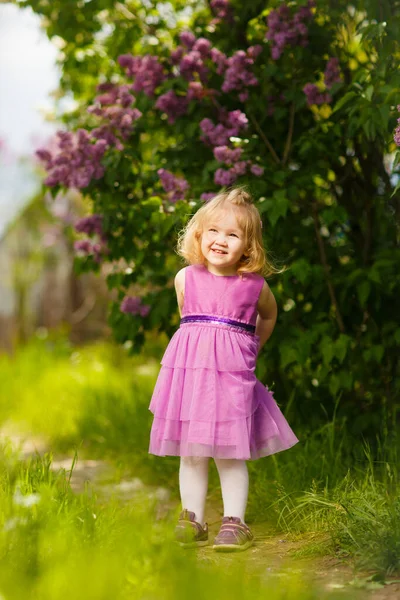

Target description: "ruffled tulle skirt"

left=148, top=323, right=299, bottom=460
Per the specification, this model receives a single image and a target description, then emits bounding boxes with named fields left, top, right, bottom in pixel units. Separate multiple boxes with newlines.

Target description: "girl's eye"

left=230, top=233, right=238, bottom=238
left=209, top=228, right=217, bottom=233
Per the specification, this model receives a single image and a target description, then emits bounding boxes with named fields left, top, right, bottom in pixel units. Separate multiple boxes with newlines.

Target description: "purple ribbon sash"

left=180, top=314, right=256, bottom=334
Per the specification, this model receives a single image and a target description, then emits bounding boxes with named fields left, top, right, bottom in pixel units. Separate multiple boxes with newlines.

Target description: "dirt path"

left=1, top=422, right=399, bottom=599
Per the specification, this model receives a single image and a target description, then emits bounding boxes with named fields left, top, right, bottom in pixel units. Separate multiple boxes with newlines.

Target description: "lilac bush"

left=29, top=0, right=400, bottom=434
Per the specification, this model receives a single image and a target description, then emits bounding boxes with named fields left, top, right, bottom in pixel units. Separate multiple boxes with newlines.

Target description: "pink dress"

left=148, top=264, right=299, bottom=460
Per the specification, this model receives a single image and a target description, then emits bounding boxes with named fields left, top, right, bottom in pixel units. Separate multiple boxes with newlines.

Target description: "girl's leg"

left=179, top=456, right=210, bottom=525
left=214, top=458, right=249, bottom=523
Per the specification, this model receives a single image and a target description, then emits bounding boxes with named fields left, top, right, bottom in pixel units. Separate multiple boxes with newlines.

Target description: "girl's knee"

left=214, top=458, right=247, bottom=470
left=181, top=456, right=209, bottom=468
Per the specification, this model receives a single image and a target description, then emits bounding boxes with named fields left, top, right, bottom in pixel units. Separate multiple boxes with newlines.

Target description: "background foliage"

left=18, top=0, right=400, bottom=436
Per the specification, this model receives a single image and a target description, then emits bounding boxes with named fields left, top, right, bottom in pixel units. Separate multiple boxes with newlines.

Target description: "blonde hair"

left=176, top=186, right=285, bottom=278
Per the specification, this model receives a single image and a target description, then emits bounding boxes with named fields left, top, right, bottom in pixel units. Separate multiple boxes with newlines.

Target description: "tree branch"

left=282, top=102, right=295, bottom=165
left=248, top=112, right=281, bottom=164
left=311, top=201, right=346, bottom=333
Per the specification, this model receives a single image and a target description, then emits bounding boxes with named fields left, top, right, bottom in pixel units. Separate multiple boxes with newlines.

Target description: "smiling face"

left=200, top=208, right=248, bottom=275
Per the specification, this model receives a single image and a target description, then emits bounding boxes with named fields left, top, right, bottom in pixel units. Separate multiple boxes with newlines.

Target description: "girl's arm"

left=255, top=281, right=277, bottom=351
left=174, top=268, right=186, bottom=317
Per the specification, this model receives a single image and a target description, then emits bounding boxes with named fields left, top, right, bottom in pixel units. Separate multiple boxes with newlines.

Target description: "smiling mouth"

left=211, top=248, right=227, bottom=254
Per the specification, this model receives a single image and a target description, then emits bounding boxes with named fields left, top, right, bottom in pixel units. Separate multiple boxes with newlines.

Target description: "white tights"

left=179, top=456, right=249, bottom=526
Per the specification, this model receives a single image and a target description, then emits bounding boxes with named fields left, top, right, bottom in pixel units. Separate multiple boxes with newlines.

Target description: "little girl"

left=148, top=187, right=298, bottom=551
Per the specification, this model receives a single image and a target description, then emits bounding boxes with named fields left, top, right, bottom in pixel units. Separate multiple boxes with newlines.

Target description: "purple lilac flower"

left=179, top=50, right=208, bottom=82
left=214, top=168, right=238, bottom=186
left=394, top=105, right=400, bottom=146
left=213, top=155, right=257, bottom=185
left=200, top=120, right=233, bottom=147
left=324, top=58, right=342, bottom=88
left=170, top=46, right=184, bottom=65
left=200, top=110, right=248, bottom=147
left=303, top=83, right=332, bottom=106
left=210, top=48, right=228, bottom=75
left=227, top=110, right=249, bottom=129
left=74, top=239, right=93, bottom=254
left=266, top=1, right=314, bottom=60
left=247, top=45, right=263, bottom=59
left=36, top=83, right=142, bottom=189
left=75, top=214, right=104, bottom=237
left=193, top=37, right=212, bottom=58
left=169, top=35, right=211, bottom=85
left=179, top=31, right=196, bottom=49
left=187, top=81, right=204, bottom=100
left=74, top=213, right=109, bottom=262
left=88, top=83, right=142, bottom=143
left=118, top=54, right=166, bottom=96
left=213, top=145, right=242, bottom=164
left=74, top=239, right=106, bottom=263
left=250, top=164, right=264, bottom=176
left=210, top=0, right=234, bottom=22
left=200, top=119, right=228, bottom=147
left=120, top=296, right=151, bottom=316
left=158, top=169, right=190, bottom=202
left=36, top=130, right=107, bottom=189
left=231, top=161, right=248, bottom=176
left=155, top=91, right=189, bottom=123
left=200, top=192, right=216, bottom=202
left=221, top=49, right=259, bottom=94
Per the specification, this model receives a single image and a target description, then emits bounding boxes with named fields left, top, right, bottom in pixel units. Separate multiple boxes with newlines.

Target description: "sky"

left=0, top=2, right=59, bottom=237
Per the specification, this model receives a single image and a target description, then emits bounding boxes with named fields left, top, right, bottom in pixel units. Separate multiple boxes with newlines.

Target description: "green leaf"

left=363, top=345, right=384, bottom=363
left=338, top=370, right=353, bottom=390
left=332, top=92, right=358, bottom=113
left=334, top=335, right=351, bottom=363
left=347, top=268, right=364, bottom=284
left=280, top=343, right=298, bottom=369
left=357, top=281, right=371, bottom=307
left=263, top=190, right=289, bottom=227
left=142, top=196, right=162, bottom=207
left=290, top=258, right=311, bottom=284
left=364, top=85, right=374, bottom=101
left=392, top=151, right=400, bottom=170
left=320, top=335, right=334, bottom=366
left=378, top=104, right=390, bottom=129
left=329, top=374, right=340, bottom=396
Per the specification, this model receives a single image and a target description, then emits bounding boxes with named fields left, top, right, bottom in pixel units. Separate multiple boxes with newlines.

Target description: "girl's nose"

left=215, top=233, right=227, bottom=245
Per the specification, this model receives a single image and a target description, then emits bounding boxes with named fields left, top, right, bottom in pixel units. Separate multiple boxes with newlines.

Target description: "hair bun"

left=240, top=191, right=252, bottom=204
left=226, top=187, right=252, bottom=205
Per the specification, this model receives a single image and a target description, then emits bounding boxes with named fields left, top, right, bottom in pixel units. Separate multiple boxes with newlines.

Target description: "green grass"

left=0, top=331, right=399, bottom=584
left=0, top=445, right=355, bottom=600
left=0, top=331, right=178, bottom=486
